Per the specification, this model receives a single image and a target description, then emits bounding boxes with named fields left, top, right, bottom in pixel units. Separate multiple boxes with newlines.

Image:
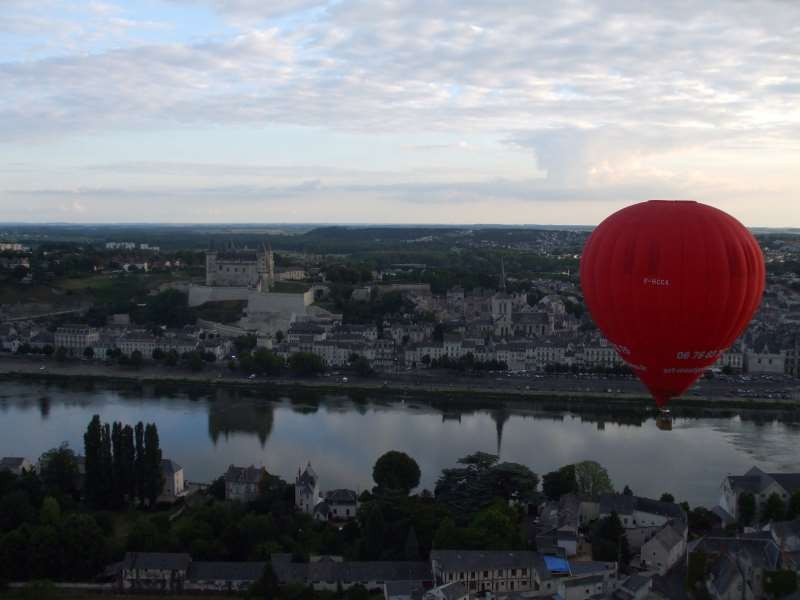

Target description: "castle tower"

left=205, top=240, right=217, bottom=286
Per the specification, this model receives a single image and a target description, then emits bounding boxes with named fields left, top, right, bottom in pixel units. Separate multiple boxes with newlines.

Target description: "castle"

left=205, top=242, right=275, bottom=290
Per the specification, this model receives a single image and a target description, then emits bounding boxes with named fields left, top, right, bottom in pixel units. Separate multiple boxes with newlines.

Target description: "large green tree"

left=787, top=491, right=800, bottom=520
left=738, top=492, right=756, bottom=527
left=83, top=415, right=104, bottom=507
left=373, top=451, right=421, bottom=495
left=574, top=461, right=614, bottom=497
left=761, top=493, right=786, bottom=523
left=143, top=423, right=164, bottom=507
left=592, top=511, right=631, bottom=565
left=542, top=465, right=577, bottom=500
left=38, top=443, right=80, bottom=501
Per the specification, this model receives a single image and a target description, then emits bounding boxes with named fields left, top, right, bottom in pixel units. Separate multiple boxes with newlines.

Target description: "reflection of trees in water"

left=38, top=396, right=50, bottom=419
left=207, top=401, right=275, bottom=448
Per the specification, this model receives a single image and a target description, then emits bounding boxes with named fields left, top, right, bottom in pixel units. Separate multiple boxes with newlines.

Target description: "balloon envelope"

left=579, top=200, right=765, bottom=407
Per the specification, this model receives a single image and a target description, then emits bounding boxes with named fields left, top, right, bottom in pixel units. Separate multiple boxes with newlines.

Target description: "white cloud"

left=1, top=0, right=799, bottom=222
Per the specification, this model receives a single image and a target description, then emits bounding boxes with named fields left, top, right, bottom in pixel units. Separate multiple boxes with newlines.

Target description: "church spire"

left=500, top=257, right=507, bottom=292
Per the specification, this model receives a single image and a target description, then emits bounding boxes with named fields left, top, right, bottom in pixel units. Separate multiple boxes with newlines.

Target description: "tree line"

left=84, top=416, right=164, bottom=509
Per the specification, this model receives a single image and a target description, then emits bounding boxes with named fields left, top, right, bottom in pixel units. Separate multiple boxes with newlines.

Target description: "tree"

left=404, top=527, right=420, bottom=560
left=208, top=476, right=226, bottom=501
left=38, top=444, right=80, bottom=500
left=622, top=485, right=633, bottom=496
left=83, top=415, right=104, bottom=507
left=788, top=491, right=800, bottom=520
left=485, top=462, right=539, bottom=504
left=249, top=562, right=280, bottom=599
left=55, top=346, right=67, bottom=362
left=83, top=346, right=94, bottom=359
left=111, top=422, right=125, bottom=507
left=353, top=356, right=374, bottom=377
left=143, top=289, right=194, bottom=327
left=761, top=492, right=786, bottom=523
left=134, top=422, right=145, bottom=504
left=737, top=492, right=756, bottom=527
left=660, top=493, right=675, bottom=503
left=542, top=465, right=577, bottom=500
left=274, top=330, right=285, bottom=343
left=373, top=451, right=421, bottom=495
left=592, top=511, right=631, bottom=566
left=432, top=517, right=460, bottom=549
left=574, top=461, right=614, bottom=497
left=288, top=352, right=325, bottom=376
left=120, top=425, right=136, bottom=502
left=130, top=350, right=143, bottom=368
left=364, top=503, right=385, bottom=560
left=143, top=423, right=164, bottom=507
left=152, top=348, right=165, bottom=361
left=39, top=497, right=61, bottom=527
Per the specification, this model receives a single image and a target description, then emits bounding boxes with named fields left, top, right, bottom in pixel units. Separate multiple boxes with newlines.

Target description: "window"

left=511, top=569, right=516, bottom=576
left=483, top=571, right=488, bottom=577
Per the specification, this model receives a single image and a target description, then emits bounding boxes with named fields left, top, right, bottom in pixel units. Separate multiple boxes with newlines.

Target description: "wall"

left=188, top=285, right=252, bottom=307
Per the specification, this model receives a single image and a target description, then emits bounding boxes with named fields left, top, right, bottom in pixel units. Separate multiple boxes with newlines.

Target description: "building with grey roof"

left=720, top=466, right=800, bottom=522
left=430, top=550, right=549, bottom=595
left=0, top=456, right=32, bottom=475
left=224, top=464, right=266, bottom=503
left=690, top=536, right=780, bottom=600
left=119, top=552, right=192, bottom=592
left=184, top=561, right=266, bottom=593
left=639, top=520, right=687, bottom=575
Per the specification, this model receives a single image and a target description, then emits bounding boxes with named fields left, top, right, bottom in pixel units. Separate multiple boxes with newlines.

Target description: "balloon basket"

left=656, top=409, right=672, bottom=431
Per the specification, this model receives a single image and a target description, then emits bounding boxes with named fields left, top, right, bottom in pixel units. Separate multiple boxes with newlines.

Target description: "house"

left=639, top=520, right=687, bottom=574
left=224, top=465, right=266, bottom=503
left=719, top=466, right=800, bottom=522
left=54, top=325, right=99, bottom=352
left=422, top=581, right=467, bottom=600
left=295, top=461, right=322, bottom=514
left=320, top=489, right=359, bottom=521
left=592, top=494, right=686, bottom=549
left=159, top=459, right=186, bottom=503
left=612, top=574, right=655, bottom=600
left=429, top=550, right=548, bottom=595
left=769, top=519, right=800, bottom=572
left=0, top=456, right=32, bottom=475
left=557, top=573, right=607, bottom=600
left=689, top=536, right=780, bottom=600
left=271, top=553, right=432, bottom=592
left=184, top=561, right=267, bottom=593
left=119, top=552, right=192, bottom=592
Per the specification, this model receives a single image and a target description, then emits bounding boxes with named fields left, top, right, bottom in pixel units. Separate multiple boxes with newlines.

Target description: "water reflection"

left=0, top=380, right=798, bottom=506
left=208, top=400, right=274, bottom=447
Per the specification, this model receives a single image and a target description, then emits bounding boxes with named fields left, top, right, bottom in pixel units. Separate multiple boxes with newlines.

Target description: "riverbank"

left=1, top=355, right=798, bottom=414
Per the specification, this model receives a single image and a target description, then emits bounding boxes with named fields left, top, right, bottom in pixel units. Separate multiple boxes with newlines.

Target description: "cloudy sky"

left=1, top=0, right=799, bottom=225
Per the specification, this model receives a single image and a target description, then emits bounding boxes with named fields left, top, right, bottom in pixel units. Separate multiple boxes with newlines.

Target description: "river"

left=1, top=380, right=798, bottom=507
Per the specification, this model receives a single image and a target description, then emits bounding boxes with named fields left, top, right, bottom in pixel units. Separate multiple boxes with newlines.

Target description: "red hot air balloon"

left=579, top=200, right=765, bottom=408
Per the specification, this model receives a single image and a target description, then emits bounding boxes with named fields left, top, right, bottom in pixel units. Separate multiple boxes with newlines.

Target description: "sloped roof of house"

left=187, top=561, right=266, bottom=582
left=650, top=521, right=685, bottom=552
left=430, top=550, right=543, bottom=574
left=122, top=552, right=192, bottom=572
left=225, top=464, right=265, bottom=485
left=161, top=459, right=181, bottom=474
left=692, top=536, right=780, bottom=569
left=326, top=489, right=358, bottom=504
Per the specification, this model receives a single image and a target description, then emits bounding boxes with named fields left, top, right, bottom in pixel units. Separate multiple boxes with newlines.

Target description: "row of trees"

left=84, top=416, right=164, bottom=509
left=737, top=490, right=800, bottom=527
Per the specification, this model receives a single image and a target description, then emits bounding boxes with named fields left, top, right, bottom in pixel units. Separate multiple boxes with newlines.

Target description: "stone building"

left=205, top=242, right=275, bottom=290
left=224, top=465, right=266, bottom=503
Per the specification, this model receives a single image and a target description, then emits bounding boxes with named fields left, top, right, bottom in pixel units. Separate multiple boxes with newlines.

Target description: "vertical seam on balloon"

left=718, top=215, right=751, bottom=347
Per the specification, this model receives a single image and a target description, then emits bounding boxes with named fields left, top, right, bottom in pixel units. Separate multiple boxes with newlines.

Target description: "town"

left=2, top=425, right=799, bottom=600
left=1, top=226, right=799, bottom=399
